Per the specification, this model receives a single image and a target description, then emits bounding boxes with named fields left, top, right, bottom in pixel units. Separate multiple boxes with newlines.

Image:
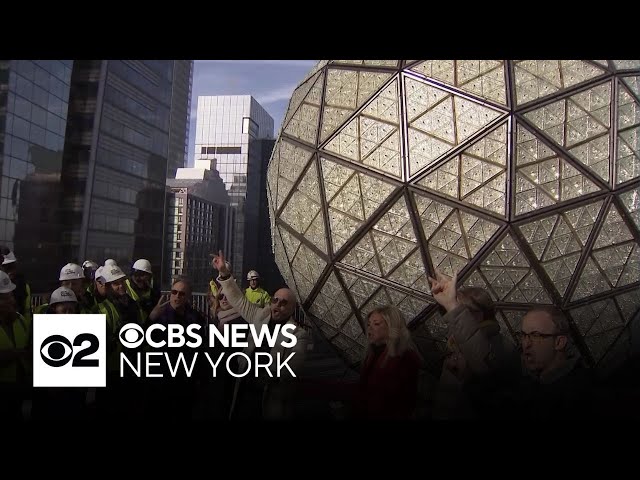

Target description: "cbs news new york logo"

left=33, top=314, right=106, bottom=387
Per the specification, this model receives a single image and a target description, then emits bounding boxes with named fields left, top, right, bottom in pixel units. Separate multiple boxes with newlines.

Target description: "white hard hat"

left=94, top=266, right=105, bottom=283
left=247, top=270, right=260, bottom=280
left=0, top=271, right=16, bottom=293
left=82, top=260, right=98, bottom=270
left=59, top=263, right=84, bottom=281
left=132, top=259, right=153, bottom=274
left=104, top=259, right=118, bottom=267
left=102, top=265, right=127, bottom=283
left=2, top=251, right=17, bottom=265
left=49, top=286, right=78, bottom=305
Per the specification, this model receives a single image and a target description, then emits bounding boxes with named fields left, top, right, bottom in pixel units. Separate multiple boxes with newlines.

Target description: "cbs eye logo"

left=119, top=324, right=145, bottom=348
left=40, top=333, right=99, bottom=367
left=33, top=314, right=107, bottom=387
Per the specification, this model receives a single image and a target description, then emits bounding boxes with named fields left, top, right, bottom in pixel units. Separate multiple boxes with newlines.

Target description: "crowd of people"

left=1, top=245, right=639, bottom=422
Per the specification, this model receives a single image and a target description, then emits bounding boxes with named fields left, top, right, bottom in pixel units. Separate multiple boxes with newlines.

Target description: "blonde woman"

left=355, top=305, right=423, bottom=419
left=301, top=305, right=423, bottom=420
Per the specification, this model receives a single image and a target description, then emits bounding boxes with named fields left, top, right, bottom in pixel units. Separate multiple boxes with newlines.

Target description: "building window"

left=216, top=146, right=242, bottom=154
left=206, top=146, right=215, bottom=154
left=200, top=146, right=206, bottom=154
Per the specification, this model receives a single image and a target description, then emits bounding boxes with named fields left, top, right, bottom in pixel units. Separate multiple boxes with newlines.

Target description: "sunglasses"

left=270, top=297, right=289, bottom=307
left=171, top=290, right=187, bottom=297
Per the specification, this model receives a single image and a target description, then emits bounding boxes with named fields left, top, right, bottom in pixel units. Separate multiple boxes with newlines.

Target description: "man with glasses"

left=211, top=250, right=309, bottom=420
left=147, top=277, right=205, bottom=422
left=514, top=306, right=595, bottom=418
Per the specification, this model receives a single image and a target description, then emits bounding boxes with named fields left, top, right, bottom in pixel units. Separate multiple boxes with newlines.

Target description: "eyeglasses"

left=217, top=294, right=226, bottom=301
left=271, top=297, right=289, bottom=307
left=171, top=290, right=187, bottom=298
left=516, top=331, right=563, bottom=342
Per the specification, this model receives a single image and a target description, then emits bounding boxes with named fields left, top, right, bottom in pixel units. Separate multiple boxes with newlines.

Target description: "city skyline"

left=187, top=60, right=317, bottom=166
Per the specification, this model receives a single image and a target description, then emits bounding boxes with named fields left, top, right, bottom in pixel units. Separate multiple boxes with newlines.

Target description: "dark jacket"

left=505, top=357, right=595, bottom=419
left=433, top=305, right=521, bottom=419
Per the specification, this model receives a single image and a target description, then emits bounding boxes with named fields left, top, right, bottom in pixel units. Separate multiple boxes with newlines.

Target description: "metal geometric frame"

left=268, top=60, right=640, bottom=370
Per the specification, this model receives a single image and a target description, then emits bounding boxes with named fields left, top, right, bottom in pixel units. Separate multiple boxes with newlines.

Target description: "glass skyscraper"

left=193, top=95, right=274, bottom=280
left=0, top=60, right=193, bottom=293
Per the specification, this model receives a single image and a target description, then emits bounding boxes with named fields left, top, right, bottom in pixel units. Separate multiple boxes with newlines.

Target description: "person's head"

left=270, top=288, right=296, bottom=323
left=1, top=251, right=18, bottom=281
left=82, top=260, right=99, bottom=284
left=0, top=270, right=17, bottom=319
left=457, top=287, right=496, bottom=322
left=520, top=306, right=570, bottom=376
left=131, top=259, right=153, bottom=290
left=170, top=278, right=192, bottom=312
left=366, top=305, right=414, bottom=359
left=217, top=288, right=233, bottom=312
left=94, top=267, right=108, bottom=297
left=48, top=286, right=78, bottom=314
left=59, top=263, right=85, bottom=297
left=102, top=266, right=128, bottom=298
left=247, top=270, right=260, bottom=289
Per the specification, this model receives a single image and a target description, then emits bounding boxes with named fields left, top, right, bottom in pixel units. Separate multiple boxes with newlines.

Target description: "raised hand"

left=428, top=270, right=459, bottom=312
left=149, top=294, right=170, bottom=321
left=210, top=250, right=230, bottom=276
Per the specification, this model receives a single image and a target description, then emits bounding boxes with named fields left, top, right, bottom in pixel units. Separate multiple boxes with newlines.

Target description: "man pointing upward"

left=211, top=250, right=309, bottom=420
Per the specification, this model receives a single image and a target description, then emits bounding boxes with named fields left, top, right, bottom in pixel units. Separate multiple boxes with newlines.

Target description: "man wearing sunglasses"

left=147, top=277, right=206, bottom=422
left=212, top=250, right=309, bottom=420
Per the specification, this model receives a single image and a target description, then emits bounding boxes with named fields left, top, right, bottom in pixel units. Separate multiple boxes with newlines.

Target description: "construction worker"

left=244, top=270, right=271, bottom=308
left=44, top=287, right=79, bottom=314
left=86, top=266, right=109, bottom=311
left=35, top=263, right=94, bottom=315
left=99, top=265, right=146, bottom=420
left=0, top=270, right=31, bottom=418
left=0, top=250, right=32, bottom=323
left=31, top=286, right=87, bottom=420
left=125, top=258, right=160, bottom=324
left=82, top=260, right=99, bottom=285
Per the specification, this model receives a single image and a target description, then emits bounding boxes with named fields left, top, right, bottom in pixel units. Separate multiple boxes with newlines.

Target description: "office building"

left=165, top=161, right=229, bottom=292
left=193, top=95, right=279, bottom=287
left=1, top=60, right=193, bottom=292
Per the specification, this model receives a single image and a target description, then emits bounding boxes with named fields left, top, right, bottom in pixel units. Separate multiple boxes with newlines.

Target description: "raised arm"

left=212, top=251, right=270, bottom=326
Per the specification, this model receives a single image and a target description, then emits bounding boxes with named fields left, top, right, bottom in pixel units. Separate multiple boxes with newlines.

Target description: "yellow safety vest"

left=98, top=298, right=144, bottom=373
left=210, top=280, right=219, bottom=297
left=0, top=313, right=31, bottom=383
left=23, top=283, right=32, bottom=324
left=125, top=279, right=152, bottom=324
left=98, top=299, right=122, bottom=373
left=244, top=287, right=271, bottom=308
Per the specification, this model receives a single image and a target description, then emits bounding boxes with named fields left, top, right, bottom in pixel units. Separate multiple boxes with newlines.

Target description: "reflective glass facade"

left=1, top=60, right=72, bottom=291
left=194, top=95, right=274, bottom=278
left=0, top=60, right=192, bottom=292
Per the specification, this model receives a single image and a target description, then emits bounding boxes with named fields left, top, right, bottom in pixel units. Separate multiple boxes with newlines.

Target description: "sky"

left=187, top=60, right=318, bottom=166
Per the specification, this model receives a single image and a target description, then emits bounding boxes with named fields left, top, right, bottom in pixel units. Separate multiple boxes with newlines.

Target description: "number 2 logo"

left=40, top=334, right=100, bottom=368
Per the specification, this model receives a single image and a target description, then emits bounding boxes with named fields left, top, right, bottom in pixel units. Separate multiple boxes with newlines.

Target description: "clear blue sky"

left=187, top=60, right=317, bottom=166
